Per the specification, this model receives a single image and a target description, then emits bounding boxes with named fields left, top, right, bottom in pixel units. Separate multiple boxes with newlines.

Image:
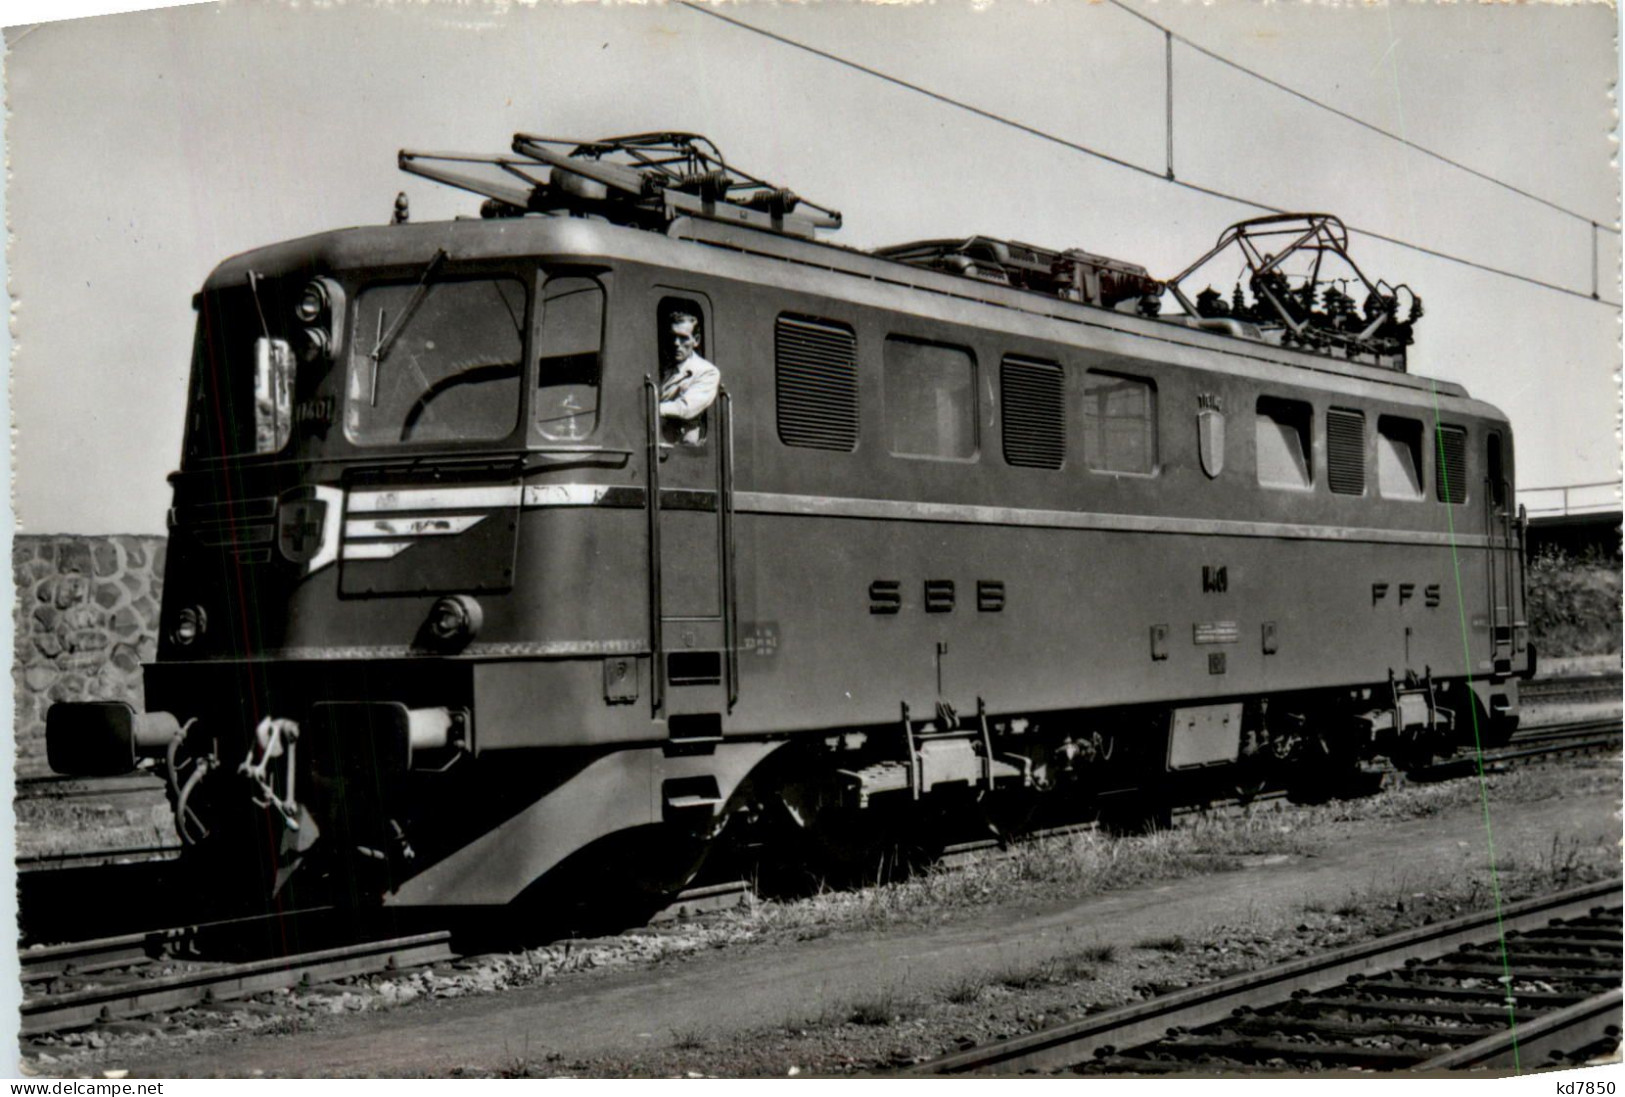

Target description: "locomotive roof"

left=204, top=213, right=1485, bottom=411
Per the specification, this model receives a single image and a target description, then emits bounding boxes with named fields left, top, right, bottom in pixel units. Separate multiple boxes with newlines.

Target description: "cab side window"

left=658, top=296, right=714, bottom=447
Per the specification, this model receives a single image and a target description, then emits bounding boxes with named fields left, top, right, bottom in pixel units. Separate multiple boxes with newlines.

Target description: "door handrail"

left=718, top=388, right=739, bottom=712
left=644, top=375, right=665, bottom=715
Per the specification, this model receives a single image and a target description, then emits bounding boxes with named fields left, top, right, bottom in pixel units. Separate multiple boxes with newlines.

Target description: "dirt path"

left=87, top=761, right=1619, bottom=1078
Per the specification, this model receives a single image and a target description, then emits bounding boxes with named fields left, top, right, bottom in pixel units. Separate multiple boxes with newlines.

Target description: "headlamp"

left=169, top=605, right=208, bottom=647
left=426, top=595, right=483, bottom=650
left=295, top=280, right=330, bottom=323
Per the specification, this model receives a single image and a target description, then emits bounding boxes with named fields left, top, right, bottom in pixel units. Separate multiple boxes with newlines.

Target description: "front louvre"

left=1000, top=356, right=1066, bottom=470
left=1327, top=407, right=1366, bottom=495
left=776, top=314, right=859, bottom=451
left=1435, top=424, right=1468, bottom=504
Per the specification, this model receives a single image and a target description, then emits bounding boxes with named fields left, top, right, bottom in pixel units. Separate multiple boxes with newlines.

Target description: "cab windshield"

left=345, top=276, right=527, bottom=446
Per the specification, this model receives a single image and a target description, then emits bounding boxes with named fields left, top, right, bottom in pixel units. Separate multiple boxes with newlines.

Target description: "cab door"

left=1485, top=431, right=1520, bottom=673
left=644, top=292, right=736, bottom=731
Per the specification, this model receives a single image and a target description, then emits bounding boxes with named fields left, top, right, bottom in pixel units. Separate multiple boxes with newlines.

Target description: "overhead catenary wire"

left=1107, top=0, right=1619, bottom=234
left=678, top=1, right=1619, bottom=308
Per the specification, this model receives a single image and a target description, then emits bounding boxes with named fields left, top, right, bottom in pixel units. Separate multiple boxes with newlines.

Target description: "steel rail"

left=1522, top=676, right=1625, bottom=703
left=20, top=876, right=754, bottom=1034
left=1478, top=737, right=1620, bottom=767
left=1523, top=671, right=1623, bottom=689
left=1416, top=720, right=1620, bottom=781
left=14, top=774, right=167, bottom=802
left=17, top=846, right=181, bottom=874
left=1510, top=718, right=1622, bottom=742
left=917, top=878, right=1622, bottom=1075
left=21, top=907, right=339, bottom=985
left=21, top=931, right=456, bottom=1035
left=1417, top=988, right=1624, bottom=1071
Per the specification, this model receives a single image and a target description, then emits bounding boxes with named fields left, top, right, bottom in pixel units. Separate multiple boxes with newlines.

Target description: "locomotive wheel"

left=1476, top=711, right=1519, bottom=750
left=510, top=826, right=714, bottom=937
left=976, top=788, right=1044, bottom=846
left=1098, top=798, right=1173, bottom=836
left=1285, top=727, right=1367, bottom=804
left=1459, top=686, right=1519, bottom=750
left=751, top=804, right=945, bottom=898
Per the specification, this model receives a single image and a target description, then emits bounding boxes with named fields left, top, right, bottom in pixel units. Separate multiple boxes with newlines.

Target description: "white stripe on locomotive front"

left=344, top=514, right=486, bottom=539
left=340, top=540, right=413, bottom=560
left=347, top=483, right=618, bottom=513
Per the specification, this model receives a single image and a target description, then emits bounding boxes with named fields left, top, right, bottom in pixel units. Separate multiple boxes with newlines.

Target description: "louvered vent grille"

left=1436, top=425, right=1467, bottom=504
left=1327, top=408, right=1365, bottom=495
left=1001, top=357, right=1066, bottom=469
left=776, top=315, right=858, bottom=451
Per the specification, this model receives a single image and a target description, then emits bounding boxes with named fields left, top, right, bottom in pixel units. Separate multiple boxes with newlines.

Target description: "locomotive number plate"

left=1192, top=621, right=1239, bottom=645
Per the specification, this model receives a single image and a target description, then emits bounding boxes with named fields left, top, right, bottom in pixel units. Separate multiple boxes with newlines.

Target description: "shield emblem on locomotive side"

left=278, top=496, right=329, bottom=565
left=1197, top=405, right=1226, bottom=478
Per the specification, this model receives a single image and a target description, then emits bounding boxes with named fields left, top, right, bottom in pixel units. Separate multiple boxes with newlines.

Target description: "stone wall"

left=13, top=535, right=167, bottom=777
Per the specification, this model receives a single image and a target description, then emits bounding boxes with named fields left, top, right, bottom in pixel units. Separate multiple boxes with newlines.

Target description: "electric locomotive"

left=46, top=133, right=1531, bottom=909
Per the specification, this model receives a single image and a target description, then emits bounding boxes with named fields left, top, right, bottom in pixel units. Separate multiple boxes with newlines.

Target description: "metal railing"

left=1516, top=480, right=1621, bottom=518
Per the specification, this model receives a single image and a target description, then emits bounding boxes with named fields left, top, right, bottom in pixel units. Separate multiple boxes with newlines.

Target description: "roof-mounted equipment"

left=397, top=132, right=842, bottom=240
left=874, top=236, right=1160, bottom=311
left=1163, top=213, right=1422, bottom=370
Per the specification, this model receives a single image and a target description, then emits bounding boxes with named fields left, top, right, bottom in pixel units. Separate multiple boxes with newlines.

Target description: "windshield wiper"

left=368, top=247, right=448, bottom=405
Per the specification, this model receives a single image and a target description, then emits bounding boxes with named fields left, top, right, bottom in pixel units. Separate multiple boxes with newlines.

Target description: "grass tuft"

left=1136, top=934, right=1188, bottom=953
left=846, top=989, right=910, bottom=1026
left=669, top=1026, right=707, bottom=1050
left=1077, top=942, right=1117, bottom=964
left=995, top=963, right=1053, bottom=991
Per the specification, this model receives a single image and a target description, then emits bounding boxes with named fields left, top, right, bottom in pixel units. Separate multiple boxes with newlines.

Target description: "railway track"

left=921, top=878, right=1623, bottom=1075
left=1415, top=718, right=1620, bottom=782
left=15, top=773, right=167, bottom=803
left=19, top=877, right=753, bottom=1036
left=22, top=924, right=456, bottom=1036
left=17, top=845, right=180, bottom=874
left=16, top=711, right=1618, bottom=1042
left=1522, top=671, right=1623, bottom=706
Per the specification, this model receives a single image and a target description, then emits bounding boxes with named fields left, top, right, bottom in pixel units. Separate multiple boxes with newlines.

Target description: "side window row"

left=773, top=313, right=1155, bottom=473
left=1269, top=401, right=1468, bottom=504
left=769, top=311, right=1470, bottom=504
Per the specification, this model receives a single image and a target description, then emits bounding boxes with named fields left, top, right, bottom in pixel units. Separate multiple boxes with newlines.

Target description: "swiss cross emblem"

left=277, top=497, right=328, bottom=564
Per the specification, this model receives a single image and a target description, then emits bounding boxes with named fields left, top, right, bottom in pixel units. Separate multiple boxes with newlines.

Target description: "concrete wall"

left=13, top=535, right=166, bottom=777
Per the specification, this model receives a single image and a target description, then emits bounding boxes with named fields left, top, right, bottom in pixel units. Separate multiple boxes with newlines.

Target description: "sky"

left=6, top=0, right=1620, bottom=534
